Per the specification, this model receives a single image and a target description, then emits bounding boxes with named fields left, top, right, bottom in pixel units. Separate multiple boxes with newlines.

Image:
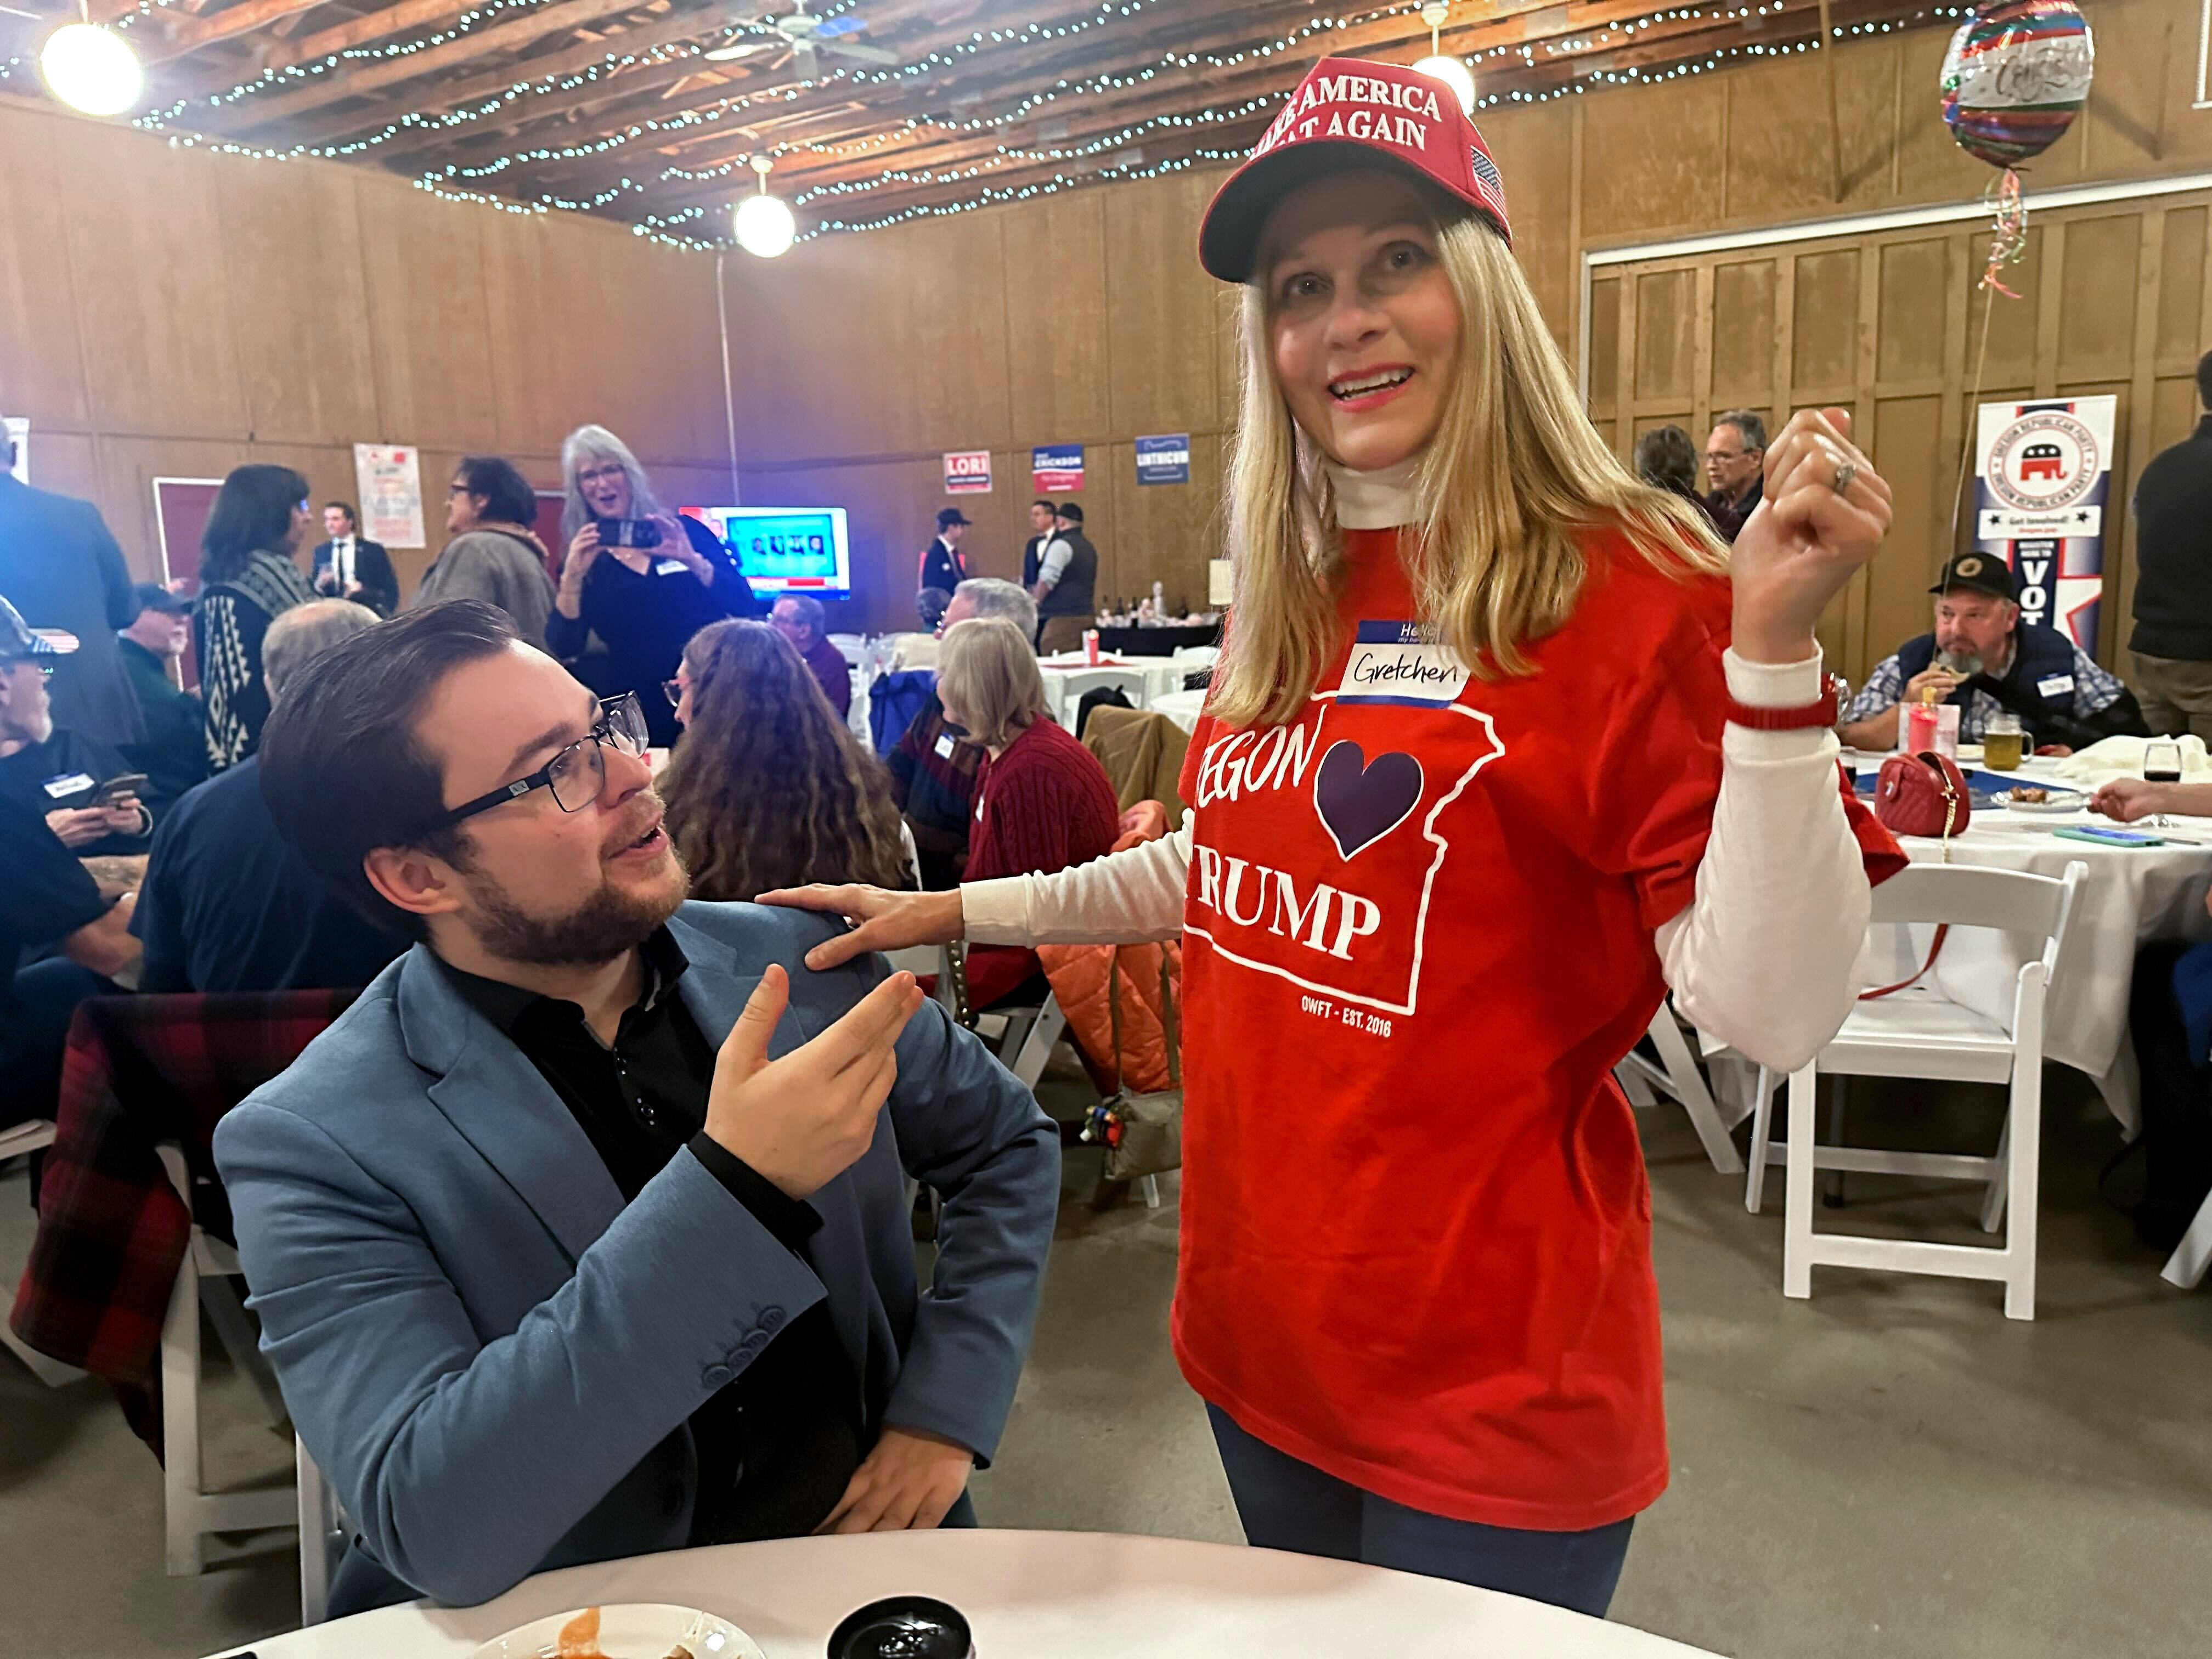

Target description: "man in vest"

left=1030, top=503, right=1097, bottom=656
left=1840, top=554, right=2147, bottom=754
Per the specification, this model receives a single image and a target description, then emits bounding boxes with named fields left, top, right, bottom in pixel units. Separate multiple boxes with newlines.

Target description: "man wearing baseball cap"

left=1840, top=552, right=2147, bottom=753
left=918, top=507, right=970, bottom=601
left=116, top=582, right=207, bottom=804
left=0, top=595, right=140, bottom=1128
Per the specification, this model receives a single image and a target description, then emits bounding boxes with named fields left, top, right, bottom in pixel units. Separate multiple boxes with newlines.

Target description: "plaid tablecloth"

left=8, top=989, right=353, bottom=1449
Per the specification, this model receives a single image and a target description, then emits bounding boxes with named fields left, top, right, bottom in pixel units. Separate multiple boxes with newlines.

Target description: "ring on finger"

left=1830, top=460, right=1858, bottom=495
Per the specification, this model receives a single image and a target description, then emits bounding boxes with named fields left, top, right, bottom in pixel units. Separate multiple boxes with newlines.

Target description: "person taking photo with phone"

left=552, top=425, right=761, bottom=748
left=763, top=55, right=1904, bottom=1619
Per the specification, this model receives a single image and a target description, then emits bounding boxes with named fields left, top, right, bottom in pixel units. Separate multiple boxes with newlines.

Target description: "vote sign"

left=1971, top=394, right=2114, bottom=651
left=943, top=450, right=993, bottom=494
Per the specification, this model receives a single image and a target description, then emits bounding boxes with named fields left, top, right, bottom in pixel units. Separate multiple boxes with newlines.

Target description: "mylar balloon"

left=1940, top=0, right=2095, bottom=170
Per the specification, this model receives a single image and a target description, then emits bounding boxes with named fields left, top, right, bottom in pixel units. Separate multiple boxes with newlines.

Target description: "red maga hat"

left=1198, top=56, right=1511, bottom=283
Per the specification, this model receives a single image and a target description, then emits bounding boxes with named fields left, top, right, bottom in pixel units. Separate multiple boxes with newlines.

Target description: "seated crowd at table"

left=5, top=66, right=2212, bottom=1646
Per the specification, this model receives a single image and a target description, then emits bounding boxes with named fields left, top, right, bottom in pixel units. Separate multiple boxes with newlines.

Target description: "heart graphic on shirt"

left=1313, top=740, right=1425, bottom=860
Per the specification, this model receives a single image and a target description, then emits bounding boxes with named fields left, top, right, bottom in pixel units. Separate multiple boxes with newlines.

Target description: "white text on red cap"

left=1252, top=72, right=1446, bottom=162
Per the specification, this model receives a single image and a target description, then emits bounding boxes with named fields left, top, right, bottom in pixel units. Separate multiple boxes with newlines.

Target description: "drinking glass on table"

left=2144, top=739, right=2185, bottom=827
left=1983, top=712, right=2024, bottom=773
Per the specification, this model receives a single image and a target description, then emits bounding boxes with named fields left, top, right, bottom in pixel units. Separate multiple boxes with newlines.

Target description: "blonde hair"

left=938, top=617, right=1052, bottom=750
left=1210, top=208, right=1727, bottom=729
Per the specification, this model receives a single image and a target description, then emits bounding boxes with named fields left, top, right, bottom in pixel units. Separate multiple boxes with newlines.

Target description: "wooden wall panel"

left=1791, top=251, right=1861, bottom=395
left=356, top=177, right=499, bottom=456
left=215, top=165, right=381, bottom=446
left=1876, top=240, right=1951, bottom=384
left=1578, top=78, right=1727, bottom=243
left=1633, top=269, right=1696, bottom=405
left=1005, top=194, right=1111, bottom=444
left=0, top=105, right=92, bottom=430
left=2057, top=216, right=2142, bottom=382
left=1103, top=170, right=1218, bottom=442
left=1710, top=261, right=1778, bottom=404
left=1481, top=101, right=1576, bottom=350
left=1587, top=277, right=1621, bottom=421
left=2155, top=207, right=2207, bottom=365
left=57, top=126, right=247, bottom=442
left=901, top=215, right=1013, bottom=456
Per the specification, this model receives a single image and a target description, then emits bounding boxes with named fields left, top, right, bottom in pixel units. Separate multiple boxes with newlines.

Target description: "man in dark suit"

left=0, top=435, right=144, bottom=749
left=311, top=501, right=400, bottom=617
left=918, top=507, right=969, bottom=599
left=220, top=601, right=1057, bottom=1613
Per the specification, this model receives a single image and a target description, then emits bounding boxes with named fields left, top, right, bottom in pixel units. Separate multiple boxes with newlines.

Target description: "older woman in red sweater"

left=936, top=617, right=1120, bottom=1008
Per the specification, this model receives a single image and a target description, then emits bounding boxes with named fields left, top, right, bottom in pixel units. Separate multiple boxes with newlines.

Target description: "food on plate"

left=552, top=1607, right=694, bottom=1659
left=2007, top=787, right=2050, bottom=804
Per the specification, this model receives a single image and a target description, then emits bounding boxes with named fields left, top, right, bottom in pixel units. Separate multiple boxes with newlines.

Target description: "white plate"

left=471, top=1604, right=764, bottom=1659
left=1955, top=743, right=1984, bottom=764
left=2000, top=791, right=2087, bottom=814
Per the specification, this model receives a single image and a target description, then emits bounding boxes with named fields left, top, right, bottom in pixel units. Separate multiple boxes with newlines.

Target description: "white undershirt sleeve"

left=961, top=826, right=1189, bottom=946
left=1655, top=649, right=1872, bottom=1073
left=1037, top=540, right=1072, bottom=588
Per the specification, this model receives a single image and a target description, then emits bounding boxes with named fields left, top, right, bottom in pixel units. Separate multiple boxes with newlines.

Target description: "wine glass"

left=2143, top=739, right=2183, bottom=827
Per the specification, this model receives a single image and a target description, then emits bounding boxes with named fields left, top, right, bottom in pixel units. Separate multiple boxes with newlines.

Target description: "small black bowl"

left=826, top=1595, right=974, bottom=1659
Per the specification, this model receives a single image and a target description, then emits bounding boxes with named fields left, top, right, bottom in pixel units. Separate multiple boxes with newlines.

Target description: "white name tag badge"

left=933, top=733, right=958, bottom=760
left=42, top=772, right=95, bottom=799
left=652, top=557, right=691, bottom=577
left=1338, top=622, right=1470, bottom=707
left=2036, top=673, right=2074, bottom=699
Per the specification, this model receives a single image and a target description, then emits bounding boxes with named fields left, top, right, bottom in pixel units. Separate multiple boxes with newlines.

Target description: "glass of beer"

left=1983, top=712, right=2024, bottom=772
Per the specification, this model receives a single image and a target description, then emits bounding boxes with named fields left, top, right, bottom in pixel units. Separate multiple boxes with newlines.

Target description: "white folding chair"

left=296, top=1437, right=343, bottom=1625
left=156, top=1143, right=295, bottom=1574
left=1053, top=667, right=1152, bottom=730
left=1735, top=860, right=2084, bottom=1321
left=0, top=1119, right=86, bottom=1387
left=1615, top=1003, right=1743, bottom=1174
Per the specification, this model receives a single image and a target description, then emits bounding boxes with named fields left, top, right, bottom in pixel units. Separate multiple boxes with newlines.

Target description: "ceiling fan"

left=703, top=2, right=899, bottom=71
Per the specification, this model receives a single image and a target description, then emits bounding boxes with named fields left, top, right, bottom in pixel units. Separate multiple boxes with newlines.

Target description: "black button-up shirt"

left=437, top=928, right=861, bottom=1543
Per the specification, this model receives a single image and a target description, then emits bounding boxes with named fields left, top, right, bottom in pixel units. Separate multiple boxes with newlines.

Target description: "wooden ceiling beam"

left=219, top=0, right=663, bottom=131
left=148, top=0, right=338, bottom=64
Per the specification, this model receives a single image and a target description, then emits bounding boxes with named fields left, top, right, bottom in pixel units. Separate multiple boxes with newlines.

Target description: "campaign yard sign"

left=943, top=450, right=993, bottom=494
left=1136, top=433, right=1190, bottom=486
left=1032, top=444, right=1084, bottom=493
left=1971, top=395, right=2116, bottom=651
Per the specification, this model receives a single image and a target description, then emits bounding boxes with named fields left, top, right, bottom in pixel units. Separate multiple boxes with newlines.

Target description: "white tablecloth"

left=1847, top=754, right=2212, bottom=1132
left=211, top=1530, right=1716, bottom=1659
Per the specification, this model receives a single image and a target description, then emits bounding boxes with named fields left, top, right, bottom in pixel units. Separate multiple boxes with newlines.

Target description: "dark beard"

left=465, top=851, right=687, bottom=968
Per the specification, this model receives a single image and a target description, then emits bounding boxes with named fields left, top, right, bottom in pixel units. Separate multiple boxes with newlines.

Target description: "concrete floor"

left=5, top=1059, right=2211, bottom=1658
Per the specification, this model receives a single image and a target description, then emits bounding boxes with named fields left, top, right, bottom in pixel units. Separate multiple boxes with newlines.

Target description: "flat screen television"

left=679, top=505, right=851, bottom=601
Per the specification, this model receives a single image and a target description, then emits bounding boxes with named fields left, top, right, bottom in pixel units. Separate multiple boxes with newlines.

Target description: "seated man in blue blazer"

left=216, top=599, right=1059, bottom=1615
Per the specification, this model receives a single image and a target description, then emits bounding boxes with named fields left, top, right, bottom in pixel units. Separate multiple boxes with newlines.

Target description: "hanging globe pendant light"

left=40, top=3, right=143, bottom=119
left=1411, top=1, right=1476, bottom=115
left=733, top=155, right=797, bottom=258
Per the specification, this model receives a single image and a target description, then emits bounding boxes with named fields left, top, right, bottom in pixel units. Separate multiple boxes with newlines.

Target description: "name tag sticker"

left=933, top=733, right=958, bottom=760
left=2036, top=673, right=2074, bottom=698
left=42, top=772, right=95, bottom=799
left=652, top=557, right=691, bottom=577
left=1338, top=621, right=1470, bottom=707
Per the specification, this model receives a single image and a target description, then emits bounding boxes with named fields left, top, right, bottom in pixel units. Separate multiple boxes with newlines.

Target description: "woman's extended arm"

left=761, top=827, right=1190, bottom=971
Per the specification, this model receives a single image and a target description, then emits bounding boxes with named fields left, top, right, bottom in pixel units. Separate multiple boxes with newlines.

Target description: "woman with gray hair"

left=935, top=616, right=1119, bottom=1008
left=548, top=424, right=759, bottom=746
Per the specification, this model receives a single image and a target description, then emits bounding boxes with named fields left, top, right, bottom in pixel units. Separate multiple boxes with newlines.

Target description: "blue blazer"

left=213, top=902, right=1059, bottom=1612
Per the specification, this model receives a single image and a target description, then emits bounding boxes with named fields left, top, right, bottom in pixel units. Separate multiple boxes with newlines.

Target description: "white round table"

left=207, top=1530, right=1717, bottom=1659
left=1843, top=752, right=2212, bottom=1132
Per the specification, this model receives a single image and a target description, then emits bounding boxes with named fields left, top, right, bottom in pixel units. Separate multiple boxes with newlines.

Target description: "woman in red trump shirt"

left=766, top=55, right=1901, bottom=1615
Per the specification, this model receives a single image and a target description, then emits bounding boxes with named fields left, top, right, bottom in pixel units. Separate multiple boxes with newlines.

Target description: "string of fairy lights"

left=22, top=0, right=1966, bottom=251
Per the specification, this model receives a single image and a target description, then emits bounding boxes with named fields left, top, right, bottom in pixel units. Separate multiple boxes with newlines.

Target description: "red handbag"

left=1872, top=749, right=1970, bottom=839
left=1861, top=750, right=1968, bottom=999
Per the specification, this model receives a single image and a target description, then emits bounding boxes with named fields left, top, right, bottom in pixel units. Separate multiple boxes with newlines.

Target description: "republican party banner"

left=1136, top=433, right=1190, bottom=486
left=1032, top=444, right=1084, bottom=494
left=1971, top=394, right=2115, bottom=652
left=353, top=443, right=426, bottom=548
left=944, top=450, right=992, bottom=494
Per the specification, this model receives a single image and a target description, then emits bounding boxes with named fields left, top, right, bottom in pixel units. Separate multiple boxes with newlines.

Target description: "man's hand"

left=704, top=963, right=923, bottom=1199
left=47, top=806, right=131, bottom=848
left=1904, top=664, right=1964, bottom=706
left=816, top=1426, right=974, bottom=1534
left=1729, top=408, right=1893, bottom=664
left=343, top=579, right=364, bottom=600
left=753, top=884, right=967, bottom=972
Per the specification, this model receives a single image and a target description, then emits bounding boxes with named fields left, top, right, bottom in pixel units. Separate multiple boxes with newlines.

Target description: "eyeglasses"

left=1705, top=449, right=1747, bottom=464
left=411, top=693, right=650, bottom=837
left=1, top=658, right=53, bottom=679
left=576, top=465, right=627, bottom=487
left=662, top=677, right=685, bottom=708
